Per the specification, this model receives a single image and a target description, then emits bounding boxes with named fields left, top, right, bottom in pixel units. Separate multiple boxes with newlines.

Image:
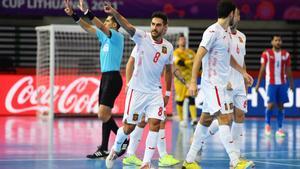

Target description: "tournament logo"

left=133, top=113, right=139, bottom=121
left=238, top=36, right=243, bottom=43
left=162, top=46, right=167, bottom=54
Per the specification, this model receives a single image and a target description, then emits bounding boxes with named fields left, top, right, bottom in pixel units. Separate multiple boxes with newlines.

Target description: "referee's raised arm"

left=103, top=2, right=136, bottom=37
left=78, top=0, right=111, bottom=37
left=64, top=0, right=96, bottom=35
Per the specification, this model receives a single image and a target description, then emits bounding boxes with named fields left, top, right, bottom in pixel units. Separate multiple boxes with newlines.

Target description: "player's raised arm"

left=64, top=0, right=96, bottom=35
left=103, top=2, right=136, bottom=37
left=189, top=46, right=206, bottom=97
left=77, top=0, right=110, bottom=37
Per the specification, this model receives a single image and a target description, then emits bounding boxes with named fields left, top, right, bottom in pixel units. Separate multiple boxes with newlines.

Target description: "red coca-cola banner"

left=0, top=75, right=173, bottom=116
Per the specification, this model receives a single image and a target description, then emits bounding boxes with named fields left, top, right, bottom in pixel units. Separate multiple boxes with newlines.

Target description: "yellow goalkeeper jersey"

left=173, top=47, right=195, bottom=82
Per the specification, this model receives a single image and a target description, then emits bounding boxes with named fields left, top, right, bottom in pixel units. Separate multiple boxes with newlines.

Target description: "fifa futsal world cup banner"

left=0, top=75, right=173, bottom=116
left=0, top=0, right=299, bottom=20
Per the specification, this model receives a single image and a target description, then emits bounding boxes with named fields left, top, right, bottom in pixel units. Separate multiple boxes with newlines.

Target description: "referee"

left=64, top=0, right=128, bottom=158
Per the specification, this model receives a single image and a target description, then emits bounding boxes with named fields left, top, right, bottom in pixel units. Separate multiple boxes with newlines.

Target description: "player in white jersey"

left=103, top=3, right=174, bottom=169
left=183, top=1, right=253, bottom=169
left=206, top=8, right=254, bottom=168
left=122, top=46, right=180, bottom=167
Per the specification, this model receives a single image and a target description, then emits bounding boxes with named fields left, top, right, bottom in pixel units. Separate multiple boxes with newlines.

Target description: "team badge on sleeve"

left=162, top=46, right=167, bottom=54
left=238, top=36, right=243, bottom=43
left=133, top=113, right=139, bottom=121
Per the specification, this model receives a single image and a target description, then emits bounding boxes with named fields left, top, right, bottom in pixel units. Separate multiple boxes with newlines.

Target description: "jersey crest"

left=162, top=46, right=167, bottom=54
left=238, top=36, right=243, bottom=43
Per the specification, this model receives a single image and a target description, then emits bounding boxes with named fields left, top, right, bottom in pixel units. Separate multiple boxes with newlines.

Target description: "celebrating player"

left=64, top=0, right=128, bottom=159
left=122, top=46, right=180, bottom=167
left=103, top=3, right=175, bottom=169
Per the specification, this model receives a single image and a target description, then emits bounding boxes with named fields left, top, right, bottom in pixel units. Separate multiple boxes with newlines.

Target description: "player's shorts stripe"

left=126, top=89, right=134, bottom=115
left=214, top=86, right=221, bottom=107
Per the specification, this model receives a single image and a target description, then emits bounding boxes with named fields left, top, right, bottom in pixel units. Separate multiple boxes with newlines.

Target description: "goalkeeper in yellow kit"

left=173, top=33, right=198, bottom=127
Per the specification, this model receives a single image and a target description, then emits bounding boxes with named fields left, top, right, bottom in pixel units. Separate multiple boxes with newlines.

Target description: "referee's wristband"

left=84, top=9, right=95, bottom=20
left=71, top=13, right=80, bottom=23
left=165, top=91, right=171, bottom=97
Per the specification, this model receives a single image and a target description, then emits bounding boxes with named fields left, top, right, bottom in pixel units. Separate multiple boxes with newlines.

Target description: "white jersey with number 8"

left=128, top=29, right=173, bottom=94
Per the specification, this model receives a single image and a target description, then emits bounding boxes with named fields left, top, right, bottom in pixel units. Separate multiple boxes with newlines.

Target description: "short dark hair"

left=217, top=0, right=236, bottom=18
left=108, top=15, right=120, bottom=30
left=271, top=34, right=281, bottom=40
left=151, top=11, right=168, bottom=25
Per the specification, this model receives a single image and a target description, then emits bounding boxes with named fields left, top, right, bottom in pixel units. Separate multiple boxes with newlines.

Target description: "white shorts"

left=232, top=87, right=248, bottom=113
left=201, top=80, right=229, bottom=115
left=224, top=87, right=247, bottom=113
left=123, top=88, right=165, bottom=125
left=224, top=89, right=234, bottom=114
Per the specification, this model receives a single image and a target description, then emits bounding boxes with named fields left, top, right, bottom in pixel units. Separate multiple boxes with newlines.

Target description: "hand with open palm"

left=64, top=0, right=74, bottom=16
left=78, top=0, right=88, bottom=13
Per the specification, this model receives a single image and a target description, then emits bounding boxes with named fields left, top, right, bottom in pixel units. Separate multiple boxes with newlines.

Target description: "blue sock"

left=265, top=109, right=273, bottom=125
left=277, top=110, right=284, bottom=129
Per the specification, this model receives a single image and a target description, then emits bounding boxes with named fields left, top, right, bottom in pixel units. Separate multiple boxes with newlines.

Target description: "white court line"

left=202, top=158, right=300, bottom=161
left=0, top=158, right=88, bottom=162
left=0, top=158, right=299, bottom=162
left=243, top=150, right=299, bottom=155
left=253, top=160, right=300, bottom=167
left=201, top=158, right=300, bottom=162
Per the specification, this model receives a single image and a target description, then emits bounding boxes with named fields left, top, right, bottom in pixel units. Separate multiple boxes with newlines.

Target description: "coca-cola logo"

left=5, top=76, right=100, bottom=114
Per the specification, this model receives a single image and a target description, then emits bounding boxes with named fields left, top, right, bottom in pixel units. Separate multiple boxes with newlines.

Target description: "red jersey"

left=260, top=49, right=291, bottom=85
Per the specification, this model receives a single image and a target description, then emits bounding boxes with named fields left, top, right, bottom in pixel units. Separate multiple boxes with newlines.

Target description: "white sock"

left=207, top=119, right=219, bottom=138
left=112, top=127, right=128, bottom=152
left=218, top=125, right=239, bottom=166
left=143, top=131, right=159, bottom=164
left=231, top=122, right=244, bottom=157
left=157, top=129, right=167, bottom=158
left=186, top=124, right=208, bottom=163
left=126, top=126, right=144, bottom=156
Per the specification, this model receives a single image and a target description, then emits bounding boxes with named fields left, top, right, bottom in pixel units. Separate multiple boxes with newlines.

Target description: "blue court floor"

left=0, top=117, right=299, bottom=169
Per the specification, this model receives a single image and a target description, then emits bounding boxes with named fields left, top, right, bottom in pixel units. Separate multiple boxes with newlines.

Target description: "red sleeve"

left=287, top=52, right=291, bottom=66
left=260, top=51, right=268, bottom=65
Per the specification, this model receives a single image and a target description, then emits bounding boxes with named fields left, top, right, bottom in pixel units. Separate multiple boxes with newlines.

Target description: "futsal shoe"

left=234, top=160, right=253, bottom=169
left=123, top=155, right=142, bottom=166
left=182, top=161, right=202, bottom=169
left=264, top=125, right=271, bottom=136
left=86, top=146, right=108, bottom=159
left=230, top=158, right=255, bottom=169
left=275, top=129, right=285, bottom=138
left=158, top=154, right=180, bottom=167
